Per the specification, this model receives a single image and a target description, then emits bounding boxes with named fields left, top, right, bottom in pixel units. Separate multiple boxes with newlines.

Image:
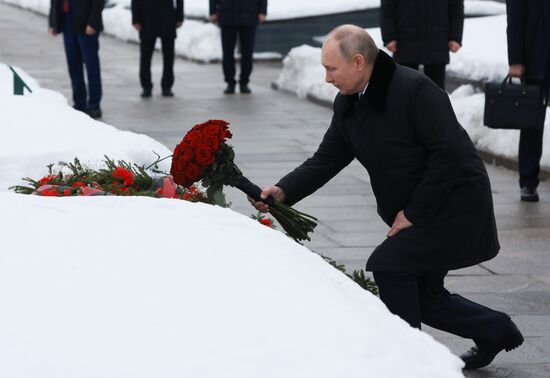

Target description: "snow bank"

left=0, top=64, right=172, bottom=191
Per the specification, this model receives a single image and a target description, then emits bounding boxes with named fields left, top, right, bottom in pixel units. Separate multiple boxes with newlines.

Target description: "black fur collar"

left=365, top=50, right=396, bottom=113
left=336, top=50, right=396, bottom=115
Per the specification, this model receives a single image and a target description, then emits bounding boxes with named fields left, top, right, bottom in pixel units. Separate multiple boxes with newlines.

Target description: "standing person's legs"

left=518, top=81, right=546, bottom=198
left=221, top=26, right=238, bottom=92
left=77, top=32, right=102, bottom=112
left=237, top=25, right=257, bottom=92
left=423, top=63, right=446, bottom=90
left=372, top=271, right=422, bottom=328
left=139, top=38, right=156, bottom=95
left=62, top=23, right=87, bottom=110
left=160, top=37, right=175, bottom=94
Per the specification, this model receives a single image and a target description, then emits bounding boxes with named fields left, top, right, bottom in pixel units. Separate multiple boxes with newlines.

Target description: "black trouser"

left=220, top=25, right=257, bottom=85
left=401, top=63, right=446, bottom=90
left=519, top=79, right=548, bottom=189
left=373, top=270, right=510, bottom=345
left=139, top=37, right=175, bottom=91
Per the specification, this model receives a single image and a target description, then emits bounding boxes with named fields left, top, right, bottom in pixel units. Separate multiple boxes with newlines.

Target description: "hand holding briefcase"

left=483, top=75, right=547, bottom=130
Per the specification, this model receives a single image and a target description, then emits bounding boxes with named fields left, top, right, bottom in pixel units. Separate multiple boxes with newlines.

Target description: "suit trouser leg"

left=238, top=25, right=257, bottom=85
left=423, top=63, right=446, bottom=90
left=140, top=38, right=156, bottom=91
left=77, top=33, right=102, bottom=110
left=160, top=37, right=175, bottom=91
left=221, top=26, right=237, bottom=85
left=519, top=81, right=547, bottom=189
left=373, top=270, right=510, bottom=344
left=62, top=29, right=87, bottom=110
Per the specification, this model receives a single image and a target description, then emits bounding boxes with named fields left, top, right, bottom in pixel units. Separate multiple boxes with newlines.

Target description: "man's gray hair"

left=328, top=25, right=379, bottom=64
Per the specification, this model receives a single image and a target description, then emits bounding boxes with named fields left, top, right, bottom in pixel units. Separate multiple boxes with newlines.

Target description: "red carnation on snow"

left=111, top=167, right=135, bottom=186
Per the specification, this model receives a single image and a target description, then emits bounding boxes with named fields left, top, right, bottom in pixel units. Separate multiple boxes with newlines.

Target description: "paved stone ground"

left=1, top=3, right=549, bottom=376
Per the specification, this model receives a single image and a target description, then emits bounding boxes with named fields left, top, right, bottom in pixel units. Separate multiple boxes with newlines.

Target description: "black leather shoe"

left=460, top=321, right=524, bottom=370
left=161, top=89, right=174, bottom=97
left=239, top=83, right=251, bottom=94
left=521, top=187, right=539, bottom=202
left=140, top=89, right=152, bottom=98
left=87, top=108, right=102, bottom=119
left=224, top=83, right=235, bottom=94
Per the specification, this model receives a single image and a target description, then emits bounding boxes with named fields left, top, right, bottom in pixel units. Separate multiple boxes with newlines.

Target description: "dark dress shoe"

left=224, top=83, right=235, bottom=94
left=461, top=321, right=524, bottom=370
left=521, top=187, right=539, bottom=202
left=239, top=83, right=251, bottom=94
left=140, top=89, right=152, bottom=98
left=161, top=89, right=174, bottom=97
left=87, top=108, right=102, bottom=119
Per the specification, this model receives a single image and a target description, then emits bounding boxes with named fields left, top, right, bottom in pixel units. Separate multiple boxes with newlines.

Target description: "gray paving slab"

left=2, top=3, right=550, bottom=376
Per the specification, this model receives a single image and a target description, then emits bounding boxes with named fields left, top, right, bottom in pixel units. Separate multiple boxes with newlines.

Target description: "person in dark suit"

left=49, top=0, right=104, bottom=119
left=209, top=0, right=267, bottom=94
left=131, top=0, right=184, bottom=98
left=506, top=0, right=550, bottom=202
left=380, top=0, right=464, bottom=90
left=249, top=25, right=524, bottom=370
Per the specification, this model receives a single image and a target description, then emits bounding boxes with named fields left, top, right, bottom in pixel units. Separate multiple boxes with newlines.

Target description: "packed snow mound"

left=0, top=193, right=464, bottom=378
left=0, top=64, right=172, bottom=191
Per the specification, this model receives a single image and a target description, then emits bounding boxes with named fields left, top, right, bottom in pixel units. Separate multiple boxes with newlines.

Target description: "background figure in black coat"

left=506, top=0, right=550, bottom=202
left=209, top=0, right=267, bottom=94
left=249, top=25, right=523, bottom=371
left=132, top=0, right=184, bottom=97
left=49, top=0, right=104, bottom=119
left=380, top=0, right=464, bottom=90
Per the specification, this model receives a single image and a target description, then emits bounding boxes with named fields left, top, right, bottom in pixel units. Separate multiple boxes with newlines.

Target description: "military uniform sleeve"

left=209, top=0, right=219, bottom=15
left=177, top=0, right=184, bottom=22
left=131, top=0, right=141, bottom=25
left=88, top=0, right=104, bottom=31
left=258, top=0, right=267, bottom=15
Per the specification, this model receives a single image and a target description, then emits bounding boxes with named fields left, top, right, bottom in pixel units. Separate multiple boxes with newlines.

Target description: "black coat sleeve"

left=276, top=116, right=354, bottom=206
left=448, top=0, right=464, bottom=43
left=131, top=0, right=141, bottom=25
left=49, top=0, right=58, bottom=29
left=380, top=0, right=397, bottom=45
left=403, top=80, right=465, bottom=228
left=506, top=0, right=527, bottom=65
left=209, top=0, right=218, bottom=15
left=258, top=0, right=267, bottom=15
left=177, top=0, right=184, bottom=22
left=88, top=0, right=104, bottom=31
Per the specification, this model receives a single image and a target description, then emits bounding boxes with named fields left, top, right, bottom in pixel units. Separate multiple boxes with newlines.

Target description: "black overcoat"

left=49, top=0, right=104, bottom=34
left=277, top=51, right=500, bottom=272
left=380, top=0, right=464, bottom=65
left=131, top=0, right=184, bottom=40
left=507, top=0, right=550, bottom=84
left=209, top=0, right=267, bottom=26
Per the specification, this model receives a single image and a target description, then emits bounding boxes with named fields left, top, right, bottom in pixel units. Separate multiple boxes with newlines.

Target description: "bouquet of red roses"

left=170, top=119, right=317, bottom=242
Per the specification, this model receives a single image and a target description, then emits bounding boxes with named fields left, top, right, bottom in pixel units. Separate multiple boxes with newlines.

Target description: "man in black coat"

left=250, top=25, right=523, bottom=370
left=132, top=0, right=184, bottom=98
left=209, top=0, right=267, bottom=94
left=380, top=0, right=464, bottom=90
left=49, top=0, right=104, bottom=119
left=506, top=0, right=550, bottom=202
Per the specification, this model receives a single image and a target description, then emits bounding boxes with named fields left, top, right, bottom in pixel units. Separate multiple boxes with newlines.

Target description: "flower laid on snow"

left=170, top=119, right=317, bottom=242
left=10, top=157, right=208, bottom=203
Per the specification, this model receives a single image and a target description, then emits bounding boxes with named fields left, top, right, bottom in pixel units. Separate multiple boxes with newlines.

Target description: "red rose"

left=112, top=167, right=135, bottom=186
left=183, top=193, right=191, bottom=200
left=72, top=182, right=86, bottom=188
left=195, top=144, right=215, bottom=166
left=41, top=188, right=59, bottom=197
left=63, top=189, right=71, bottom=196
left=183, top=163, right=202, bottom=186
left=203, top=135, right=220, bottom=153
left=39, top=175, right=56, bottom=186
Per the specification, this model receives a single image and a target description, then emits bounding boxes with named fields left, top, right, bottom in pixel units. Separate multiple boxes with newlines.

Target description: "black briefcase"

left=484, top=76, right=547, bottom=130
